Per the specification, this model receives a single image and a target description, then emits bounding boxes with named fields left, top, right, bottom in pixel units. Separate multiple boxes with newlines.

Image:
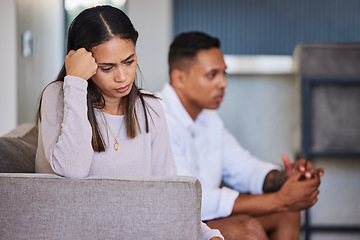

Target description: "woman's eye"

left=125, top=60, right=135, bottom=66
left=101, top=67, right=113, bottom=72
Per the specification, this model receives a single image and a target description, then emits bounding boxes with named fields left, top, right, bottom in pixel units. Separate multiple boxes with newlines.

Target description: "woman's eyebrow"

left=98, top=53, right=135, bottom=66
left=98, top=63, right=115, bottom=66
left=121, top=53, right=135, bottom=63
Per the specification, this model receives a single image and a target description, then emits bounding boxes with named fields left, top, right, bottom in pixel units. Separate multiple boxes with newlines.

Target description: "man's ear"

left=170, top=69, right=186, bottom=90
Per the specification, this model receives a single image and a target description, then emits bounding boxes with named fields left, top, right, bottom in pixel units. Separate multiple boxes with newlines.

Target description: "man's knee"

left=241, top=216, right=265, bottom=233
left=230, top=215, right=267, bottom=239
left=207, top=215, right=268, bottom=240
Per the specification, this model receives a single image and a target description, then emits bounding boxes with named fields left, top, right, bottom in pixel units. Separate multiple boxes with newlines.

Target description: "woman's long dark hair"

left=36, top=5, right=156, bottom=152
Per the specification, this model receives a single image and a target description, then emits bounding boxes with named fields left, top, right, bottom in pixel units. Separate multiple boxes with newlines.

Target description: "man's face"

left=180, top=48, right=227, bottom=115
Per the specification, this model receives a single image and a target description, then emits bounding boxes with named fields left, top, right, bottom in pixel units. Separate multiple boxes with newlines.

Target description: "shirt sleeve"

left=169, top=130, right=239, bottom=221
left=222, top=128, right=281, bottom=194
left=39, top=76, right=94, bottom=178
left=201, top=186, right=239, bottom=221
left=201, top=222, right=224, bottom=240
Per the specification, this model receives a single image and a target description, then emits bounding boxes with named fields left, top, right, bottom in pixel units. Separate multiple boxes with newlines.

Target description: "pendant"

left=114, top=140, right=119, bottom=151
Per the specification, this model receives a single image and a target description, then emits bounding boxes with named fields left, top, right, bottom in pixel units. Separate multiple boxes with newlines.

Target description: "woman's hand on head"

left=65, top=48, right=98, bottom=81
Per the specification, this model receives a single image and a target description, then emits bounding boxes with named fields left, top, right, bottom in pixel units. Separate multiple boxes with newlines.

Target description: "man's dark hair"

left=168, top=31, right=220, bottom=73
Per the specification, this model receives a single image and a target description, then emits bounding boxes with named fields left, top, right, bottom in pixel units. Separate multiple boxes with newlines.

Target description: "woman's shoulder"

left=136, top=90, right=165, bottom=127
left=43, top=81, right=63, bottom=96
left=40, top=81, right=65, bottom=113
left=139, top=90, right=162, bottom=112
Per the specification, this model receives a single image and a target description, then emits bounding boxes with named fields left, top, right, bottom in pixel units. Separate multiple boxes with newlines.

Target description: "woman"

left=35, top=5, right=223, bottom=240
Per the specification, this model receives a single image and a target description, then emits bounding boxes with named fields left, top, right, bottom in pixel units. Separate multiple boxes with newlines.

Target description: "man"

left=158, top=31, right=324, bottom=240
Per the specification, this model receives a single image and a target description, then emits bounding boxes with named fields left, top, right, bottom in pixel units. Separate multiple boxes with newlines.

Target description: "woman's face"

left=91, top=36, right=137, bottom=106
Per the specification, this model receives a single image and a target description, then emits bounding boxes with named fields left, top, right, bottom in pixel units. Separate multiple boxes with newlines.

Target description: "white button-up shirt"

left=158, top=83, right=280, bottom=221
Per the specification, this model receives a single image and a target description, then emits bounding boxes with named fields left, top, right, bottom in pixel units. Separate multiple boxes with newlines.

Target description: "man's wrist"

left=263, top=170, right=286, bottom=193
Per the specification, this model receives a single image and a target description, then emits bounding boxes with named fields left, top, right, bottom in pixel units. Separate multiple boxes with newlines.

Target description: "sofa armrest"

left=0, top=173, right=201, bottom=240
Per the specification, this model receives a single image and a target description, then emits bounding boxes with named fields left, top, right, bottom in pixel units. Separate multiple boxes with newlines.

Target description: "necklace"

left=101, top=111, right=125, bottom=151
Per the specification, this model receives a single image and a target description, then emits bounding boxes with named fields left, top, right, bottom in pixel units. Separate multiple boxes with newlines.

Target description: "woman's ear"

left=170, top=69, right=186, bottom=90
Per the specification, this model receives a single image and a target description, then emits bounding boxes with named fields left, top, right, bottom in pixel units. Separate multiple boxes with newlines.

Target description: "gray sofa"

left=0, top=124, right=202, bottom=240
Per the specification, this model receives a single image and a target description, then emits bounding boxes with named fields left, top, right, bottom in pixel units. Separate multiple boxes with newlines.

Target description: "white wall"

left=0, top=0, right=64, bottom=135
left=218, top=75, right=297, bottom=164
left=16, top=0, right=64, bottom=125
left=0, top=0, right=17, bottom=135
left=127, top=0, right=172, bottom=92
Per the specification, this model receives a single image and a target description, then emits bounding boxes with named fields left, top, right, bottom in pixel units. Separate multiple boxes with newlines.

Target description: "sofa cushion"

left=0, top=124, right=38, bottom=173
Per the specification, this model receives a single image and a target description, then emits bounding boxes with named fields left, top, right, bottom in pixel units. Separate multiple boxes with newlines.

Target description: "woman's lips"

left=116, top=85, right=129, bottom=93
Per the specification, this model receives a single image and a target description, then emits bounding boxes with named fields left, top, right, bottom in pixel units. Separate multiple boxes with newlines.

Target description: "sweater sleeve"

left=146, top=97, right=177, bottom=176
left=39, top=76, right=94, bottom=178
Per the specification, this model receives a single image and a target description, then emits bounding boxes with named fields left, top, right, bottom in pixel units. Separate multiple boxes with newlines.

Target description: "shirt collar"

left=159, top=83, right=194, bottom=128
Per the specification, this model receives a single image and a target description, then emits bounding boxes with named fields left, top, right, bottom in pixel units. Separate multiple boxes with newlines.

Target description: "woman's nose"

left=115, top=67, right=126, bottom=82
